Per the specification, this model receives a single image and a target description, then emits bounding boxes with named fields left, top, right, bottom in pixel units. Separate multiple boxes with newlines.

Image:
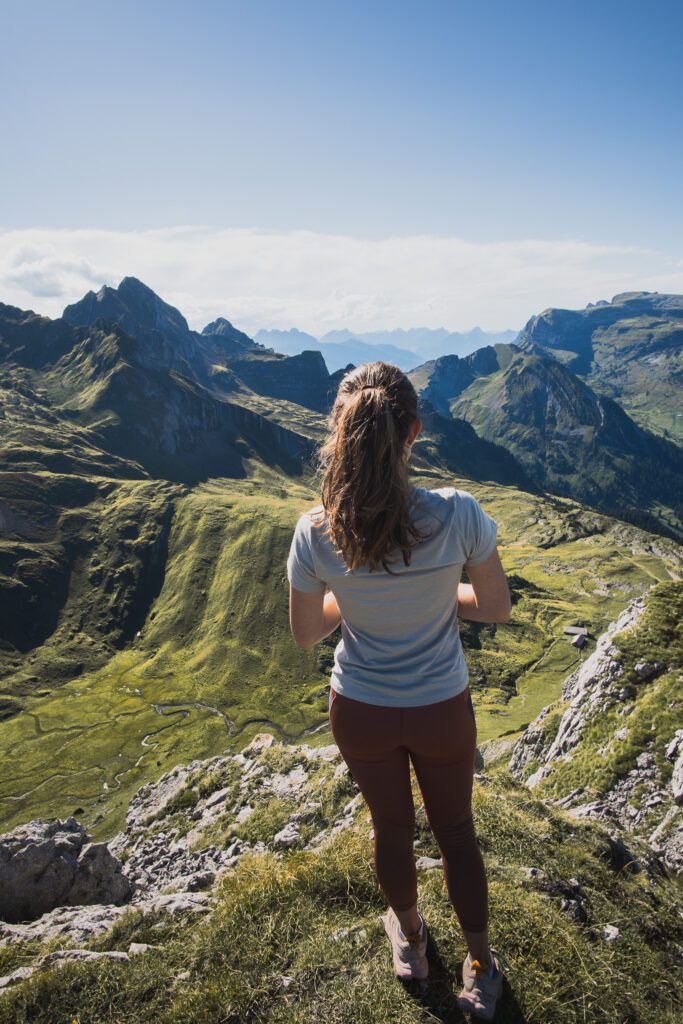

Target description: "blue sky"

left=1, top=0, right=681, bottom=334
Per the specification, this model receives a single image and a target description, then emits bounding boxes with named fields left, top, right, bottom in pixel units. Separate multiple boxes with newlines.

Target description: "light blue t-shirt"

left=286, top=486, right=498, bottom=707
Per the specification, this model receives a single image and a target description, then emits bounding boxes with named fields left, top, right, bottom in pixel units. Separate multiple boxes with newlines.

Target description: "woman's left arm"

left=289, top=587, right=342, bottom=647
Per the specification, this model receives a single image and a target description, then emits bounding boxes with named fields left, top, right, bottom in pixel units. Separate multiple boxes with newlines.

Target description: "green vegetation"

left=585, top=318, right=683, bottom=444
left=2, top=277, right=682, bottom=1021
left=1, top=467, right=679, bottom=840
left=1, top=284, right=681, bottom=851
left=235, top=796, right=298, bottom=845
left=1, top=769, right=681, bottom=1023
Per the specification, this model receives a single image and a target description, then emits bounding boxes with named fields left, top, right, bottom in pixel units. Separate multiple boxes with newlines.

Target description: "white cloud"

left=2, top=240, right=112, bottom=300
left=0, top=225, right=679, bottom=336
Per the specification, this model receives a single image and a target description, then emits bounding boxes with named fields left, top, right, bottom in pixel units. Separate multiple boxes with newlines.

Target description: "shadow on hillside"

left=395, top=929, right=525, bottom=1022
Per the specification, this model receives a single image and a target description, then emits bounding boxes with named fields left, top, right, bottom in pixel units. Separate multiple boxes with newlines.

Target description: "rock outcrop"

left=509, top=595, right=649, bottom=783
left=0, top=733, right=362, bottom=953
left=0, top=817, right=131, bottom=923
left=0, top=727, right=490, bottom=959
left=509, top=588, right=683, bottom=874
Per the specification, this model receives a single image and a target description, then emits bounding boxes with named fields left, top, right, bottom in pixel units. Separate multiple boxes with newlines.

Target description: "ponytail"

left=312, top=361, right=432, bottom=573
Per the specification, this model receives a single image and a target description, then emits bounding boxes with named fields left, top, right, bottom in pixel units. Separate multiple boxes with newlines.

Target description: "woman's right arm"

left=457, top=547, right=512, bottom=623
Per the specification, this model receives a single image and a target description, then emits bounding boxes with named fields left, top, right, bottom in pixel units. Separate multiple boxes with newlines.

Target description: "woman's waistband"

left=329, top=684, right=470, bottom=712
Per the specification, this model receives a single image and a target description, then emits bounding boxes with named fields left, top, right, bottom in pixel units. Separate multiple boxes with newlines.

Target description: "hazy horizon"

left=2, top=226, right=679, bottom=339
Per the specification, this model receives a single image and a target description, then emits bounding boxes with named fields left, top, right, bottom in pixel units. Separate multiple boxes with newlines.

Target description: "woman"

left=286, top=361, right=511, bottom=1020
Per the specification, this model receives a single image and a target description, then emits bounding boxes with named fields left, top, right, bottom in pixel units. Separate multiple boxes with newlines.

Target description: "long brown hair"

left=311, top=361, right=432, bottom=573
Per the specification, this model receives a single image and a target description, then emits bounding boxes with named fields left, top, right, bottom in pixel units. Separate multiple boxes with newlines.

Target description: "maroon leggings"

left=329, top=684, right=488, bottom=933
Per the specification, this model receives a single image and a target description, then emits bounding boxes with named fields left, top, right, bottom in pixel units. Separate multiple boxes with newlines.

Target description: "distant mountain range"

left=1, top=280, right=681, bottom=539
left=254, top=325, right=519, bottom=373
left=0, top=279, right=540, bottom=666
left=0, top=278, right=533, bottom=489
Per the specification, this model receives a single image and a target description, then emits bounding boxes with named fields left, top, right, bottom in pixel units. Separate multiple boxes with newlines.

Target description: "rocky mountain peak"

left=63, top=277, right=191, bottom=343
left=202, top=317, right=236, bottom=336
left=201, top=316, right=261, bottom=352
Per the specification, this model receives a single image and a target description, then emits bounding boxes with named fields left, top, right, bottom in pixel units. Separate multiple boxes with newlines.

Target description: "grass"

left=584, top=316, right=683, bottom=445
left=1, top=768, right=681, bottom=1023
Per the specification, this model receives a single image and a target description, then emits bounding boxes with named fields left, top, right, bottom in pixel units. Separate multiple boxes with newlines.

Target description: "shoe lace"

left=469, top=957, right=499, bottom=983
left=466, top=957, right=505, bottom=1003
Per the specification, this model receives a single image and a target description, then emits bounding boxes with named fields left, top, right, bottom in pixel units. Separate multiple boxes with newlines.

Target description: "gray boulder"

left=0, top=817, right=130, bottom=923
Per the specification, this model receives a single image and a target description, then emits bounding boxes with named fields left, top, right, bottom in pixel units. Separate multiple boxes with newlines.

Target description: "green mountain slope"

left=0, top=465, right=679, bottom=840
left=1, top=282, right=683, bottom=1023
left=0, top=301, right=315, bottom=485
left=413, top=345, right=683, bottom=540
left=517, top=291, right=683, bottom=443
left=1, top=279, right=681, bottom=848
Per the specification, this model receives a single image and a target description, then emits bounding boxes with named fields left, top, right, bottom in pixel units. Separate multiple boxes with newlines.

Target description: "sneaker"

left=457, top=949, right=504, bottom=1020
left=380, top=907, right=429, bottom=981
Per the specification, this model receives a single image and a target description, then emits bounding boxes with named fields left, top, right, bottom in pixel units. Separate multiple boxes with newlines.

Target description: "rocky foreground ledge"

left=0, top=728, right=493, bottom=991
left=0, top=736, right=349, bottom=950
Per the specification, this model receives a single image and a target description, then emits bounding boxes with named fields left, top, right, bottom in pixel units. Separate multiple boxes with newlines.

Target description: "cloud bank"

left=0, top=226, right=680, bottom=337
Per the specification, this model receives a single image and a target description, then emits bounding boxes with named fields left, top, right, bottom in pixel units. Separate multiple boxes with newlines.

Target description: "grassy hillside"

left=1, top=283, right=682, bottom=1022
left=580, top=317, right=683, bottom=443
left=407, top=343, right=683, bottom=542
left=0, top=459, right=679, bottom=842
left=451, top=352, right=682, bottom=540
left=1, top=751, right=681, bottom=1024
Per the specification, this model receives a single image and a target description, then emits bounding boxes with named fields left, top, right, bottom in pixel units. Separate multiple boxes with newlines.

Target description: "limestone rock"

left=415, top=856, right=442, bottom=870
left=273, top=823, right=300, bottom=848
left=508, top=590, right=683, bottom=874
left=269, top=765, right=309, bottom=798
left=671, top=748, right=683, bottom=805
left=0, top=948, right=130, bottom=991
left=67, top=842, right=131, bottom=906
left=128, top=942, right=154, bottom=954
left=0, top=817, right=130, bottom=924
left=0, top=903, right=131, bottom=945
left=634, top=661, right=664, bottom=680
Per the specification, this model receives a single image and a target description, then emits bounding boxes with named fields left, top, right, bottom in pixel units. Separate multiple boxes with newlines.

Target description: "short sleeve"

left=458, top=491, right=498, bottom=567
left=287, top=515, right=327, bottom=593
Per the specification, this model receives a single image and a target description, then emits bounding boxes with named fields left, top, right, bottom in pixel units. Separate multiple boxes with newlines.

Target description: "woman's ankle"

left=462, top=925, right=490, bottom=965
left=398, top=911, right=424, bottom=938
left=395, top=903, right=422, bottom=936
